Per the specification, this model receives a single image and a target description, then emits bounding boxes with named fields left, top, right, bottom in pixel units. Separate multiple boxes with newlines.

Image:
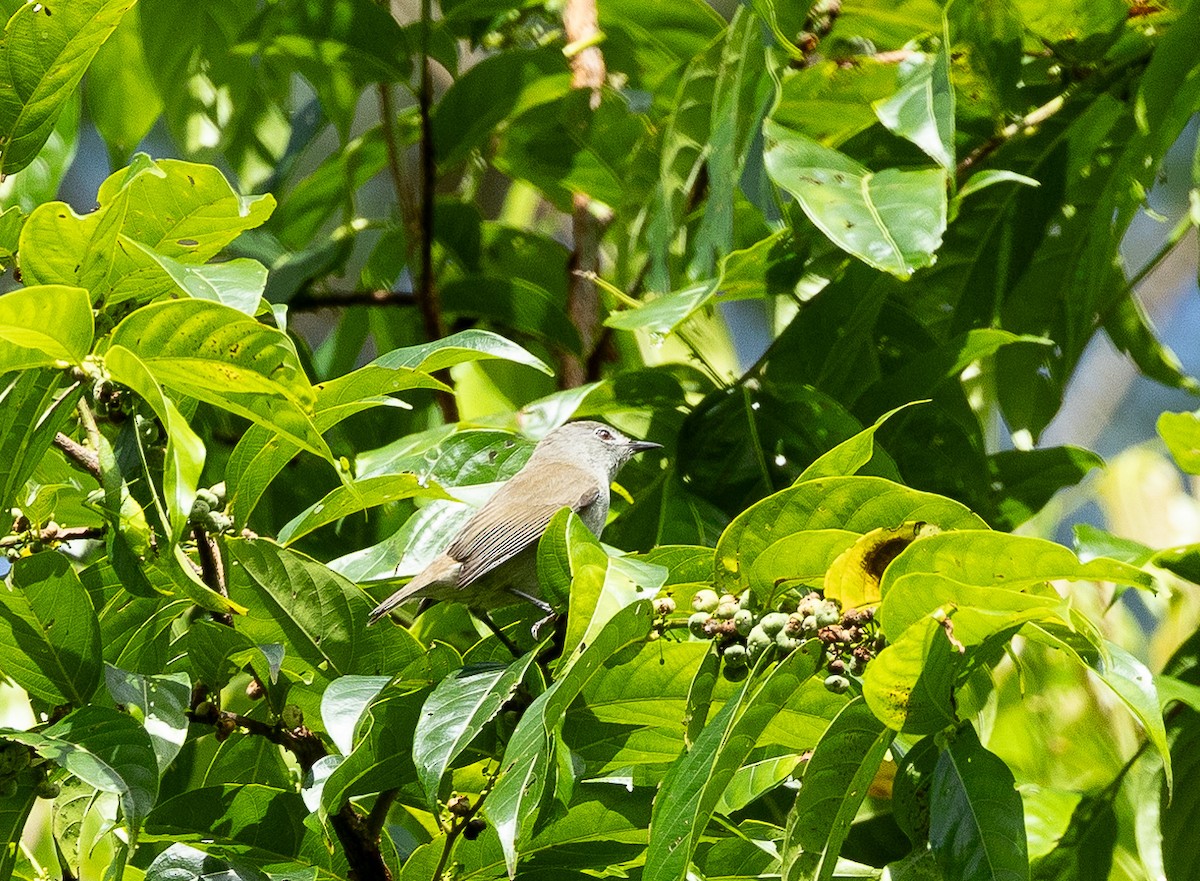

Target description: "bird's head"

left=535, top=420, right=662, bottom=480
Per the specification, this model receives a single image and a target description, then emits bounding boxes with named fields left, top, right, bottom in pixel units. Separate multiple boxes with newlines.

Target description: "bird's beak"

left=628, top=440, right=663, bottom=453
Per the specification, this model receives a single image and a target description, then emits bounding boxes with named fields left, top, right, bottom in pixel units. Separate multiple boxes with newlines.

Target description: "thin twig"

left=290, top=288, right=417, bottom=311
left=367, top=788, right=400, bottom=838
left=0, top=525, right=104, bottom=548
left=430, top=765, right=502, bottom=881
left=956, top=92, right=1068, bottom=184
left=192, top=526, right=233, bottom=628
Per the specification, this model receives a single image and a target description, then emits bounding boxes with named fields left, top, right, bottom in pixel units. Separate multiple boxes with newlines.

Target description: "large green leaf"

left=104, top=344, right=205, bottom=537
left=782, top=698, right=895, bottom=881
left=797, top=401, right=926, bottom=483
left=1, top=705, right=158, bottom=828
left=0, top=369, right=83, bottom=511
left=277, top=473, right=452, bottom=546
left=764, top=121, right=948, bottom=279
left=87, top=5, right=162, bottom=164
left=484, top=601, right=655, bottom=877
left=227, top=539, right=424, bottom=682
left=109, top=300, right=328, bottom=458
left=0, top=776, right=37, bottom=881
left=104, top=665, right=190, bottom=776
left=715, top=476, right=986, bottom=595
left=644, top=644, right=824, bottom=881
left=872, top=43, right=954, bottom=171
left=0, top=552, right=101, bottom=706
left=1158, top=411, right=1200, bottom=475
left=414, top=649, right=541, bottom=814
left=0, top=285, right=93, bottom=371
left=929, top=723, right=1028, bottom=881
left=0, top=0, right=137, bottom=176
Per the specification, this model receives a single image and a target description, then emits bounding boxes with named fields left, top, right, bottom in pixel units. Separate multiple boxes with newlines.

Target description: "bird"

left=367, top=420, right=662, bottom=626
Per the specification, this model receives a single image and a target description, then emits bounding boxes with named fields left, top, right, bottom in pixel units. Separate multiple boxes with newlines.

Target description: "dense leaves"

left=0, top=0, right=1194, bottom=879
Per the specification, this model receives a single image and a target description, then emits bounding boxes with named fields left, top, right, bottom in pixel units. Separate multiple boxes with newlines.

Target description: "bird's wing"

left=448, top=461, right=601, bottom=587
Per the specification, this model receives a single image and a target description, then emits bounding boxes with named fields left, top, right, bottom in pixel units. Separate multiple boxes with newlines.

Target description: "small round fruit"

left=723, top=662, right=749, bottom=682
left=801, top=615, right=818, bottom=635
left=760, top=612, right=789, bottom=637
left=246, top=678, right=265, bottom=701
left=824, top=674, right=851, bottom=694
left=828, top=658, right=846, bottom=676
left=715, top=600, right=738, bottom=621
left=188, top=496, right=212, bottom=520
left=281, top=705, right=304, bottom=729
left=464, top=817, right=488, bottom=840
left=746, top=626, right=773, bottom=661
left=35, top=779, right=61, bottom=799
left=654, top=596, right=677, bottom=616
left=723, top=643, right=748, bottom=668
left=195, top=488, right=220, bottom=510
left=776, top=631, right=801, bottom=653
left=211, top=482, right=227, bottom=506
left=691, top=589, right=719, bottom=613
left=815, top=604, right=841, bottom=627
left=733, top=608, right=755, bottom=636
left=689, top=612, right=712, bottom=638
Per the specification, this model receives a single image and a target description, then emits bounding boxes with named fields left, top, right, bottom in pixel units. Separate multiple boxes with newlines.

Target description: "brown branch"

left=0, top=525, right=104, bottom=548
left=560, top=0, right=610, bottom=389
left=290, top=288, right=417, bottom=311
left=192, top=526, right=234, bottom=628
left=955, top=93, right=1067, bottom=184
left=54, top=433, right=100, bottom=481
left=367, top=788, right=400, bottom=838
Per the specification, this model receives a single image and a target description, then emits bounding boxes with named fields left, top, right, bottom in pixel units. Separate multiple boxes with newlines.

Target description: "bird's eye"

left=596, top=428, right=613, bottom=441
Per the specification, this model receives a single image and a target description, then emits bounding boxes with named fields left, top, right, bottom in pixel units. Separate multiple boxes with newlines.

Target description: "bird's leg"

left=478, top=611, right=523, bottom=658
left=507, top=588, right=557, bottom=640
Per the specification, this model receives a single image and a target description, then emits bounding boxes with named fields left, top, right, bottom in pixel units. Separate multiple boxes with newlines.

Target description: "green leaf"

left=862, top=617, right=959, bottom=735
left=0, top=0, right=138, bottom=176
left=129, top=241, right=268, bottom=316
left=929, top=723, right=1028, bottom=881
left=227, top=539, right=425, bottom=682
left=0, top=552, right=101, bottom=706
left=749, top=529, right=860, bottom=611
left=320, top=676, right=429, bottom=818
left=144, top=843, right=271, bottom=881
left=782, top=698, right=895, bottom=881
left=0, top=765, right=36, bottom=881
left=103, top=665, right=190, bottom=775
left=143, top=784, right=309, bottom=866
left=277, top=473, right=452, bottom=546
left=0, top=369, right=83, bottom=511
left=0, top=204, right=23, bottom=268
left=484, top=601, right=655, bottom=877
left=0, top=285, right=93, bottom=371
left=104, top=344, right=205, bottom=537
left=873, top=43, right=955, bottom=171
left=1104, top=290, right=1200, bottom=395
left=414, top=649, right=541, bottom=814
left=372, top=328, right=552, bottom=376
left=644, top=644, right=823, bottom=881
left=715, top=476, right=986, bottom=595
left=1158, top=411, right=1200, bottom=474
left=320, top=674, right=391, bottom=756
left=86, top=5, right=162, bottom=164
left=988, top=446, right=1104, bottom=530
left=441, top=276, right=582, bottom=353
left=1030, top=791, right=1118, bottom=881
left=0, top=86, right=79, bottom=215
left=764, top=121, right=948, bottom=279
left=109, top=300, right=328, bottom=459
left=797, top=401, right=927, bottom=483
left=1, top=705, right=158, bottom=827
left=1162, top=707, right=1200, bottom=881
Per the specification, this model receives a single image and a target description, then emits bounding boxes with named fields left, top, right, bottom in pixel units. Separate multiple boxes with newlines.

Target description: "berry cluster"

left=680, top=588, right=886, bottom=691
left=189, top=483, right=231, bottom=534
left=0, top=741, right=58, bottom=799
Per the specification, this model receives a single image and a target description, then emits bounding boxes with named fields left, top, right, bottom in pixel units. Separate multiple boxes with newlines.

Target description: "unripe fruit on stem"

left=281, top=705, right=304, bottom=729
left=801, top=615, right=818, bottom=635
left=688, top=612, right=711, bottom=638
left=824, top=674, right=851, bottom=694
left=815, top=605, right=841, bottom=627
left=691, top=589, right=719, bottom=613
left=35, top=780, right=60, bottom=799
left=715, top=601, right=738, bottom=621
left=760, top=612, right=789, bottom=637
left=828, top=658, right=846, bottom=676
left=723, top=643, right=748, bottom=668
left=776, top=631, right=801, bottom=653
left=246, top=678, right=265, bottom=701
left=733, top=608, right=754, bottom=636
left=746, top=626, right=772, bottom=661
left=654, top=596, right=676, bottom=616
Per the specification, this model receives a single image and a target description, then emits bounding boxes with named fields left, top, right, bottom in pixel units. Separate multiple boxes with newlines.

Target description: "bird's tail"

left=366, top=555, right=457, bottom=625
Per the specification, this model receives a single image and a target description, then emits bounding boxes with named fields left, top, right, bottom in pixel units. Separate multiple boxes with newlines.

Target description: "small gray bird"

left=367, top=420, right=661, bottom=625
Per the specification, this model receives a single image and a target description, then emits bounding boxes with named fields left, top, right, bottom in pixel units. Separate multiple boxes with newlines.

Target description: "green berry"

left=802, top=615, right=818, bottom=635
left=776, top=631, right=801, bottom=653
left=733, top=608, right=754, bottom=636
left=824, top=675, right=851, bottom=695
left=715, top=600, right=738, bottom=621
left=691, top=589, right=719, bottom=613
left=189, top=496, right=212, bottom=520
left=746, top=626, right=773, bottom=661
left=689, top=612, right=711, bottom=638
left=35, top=779, right=60, bottom=799
left=760, top=612, right=789, bottom=637
left=815, top=604, right=841, bottom=627
left=211, top=482, right=227, bottom=506
left=723, top=643, right=748, bottom=668
left=654, top=596, right=677, bottom=616
left=195, top=489, right=220, bottom=510
left=281, top=705, right=304, bottom=729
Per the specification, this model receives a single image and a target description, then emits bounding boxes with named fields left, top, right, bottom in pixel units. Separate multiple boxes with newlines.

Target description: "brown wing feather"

left=448, top=461, right=601, bottom=586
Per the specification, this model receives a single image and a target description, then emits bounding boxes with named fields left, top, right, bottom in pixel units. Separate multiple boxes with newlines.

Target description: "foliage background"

left=2, top=0, right=1200, bottom=879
